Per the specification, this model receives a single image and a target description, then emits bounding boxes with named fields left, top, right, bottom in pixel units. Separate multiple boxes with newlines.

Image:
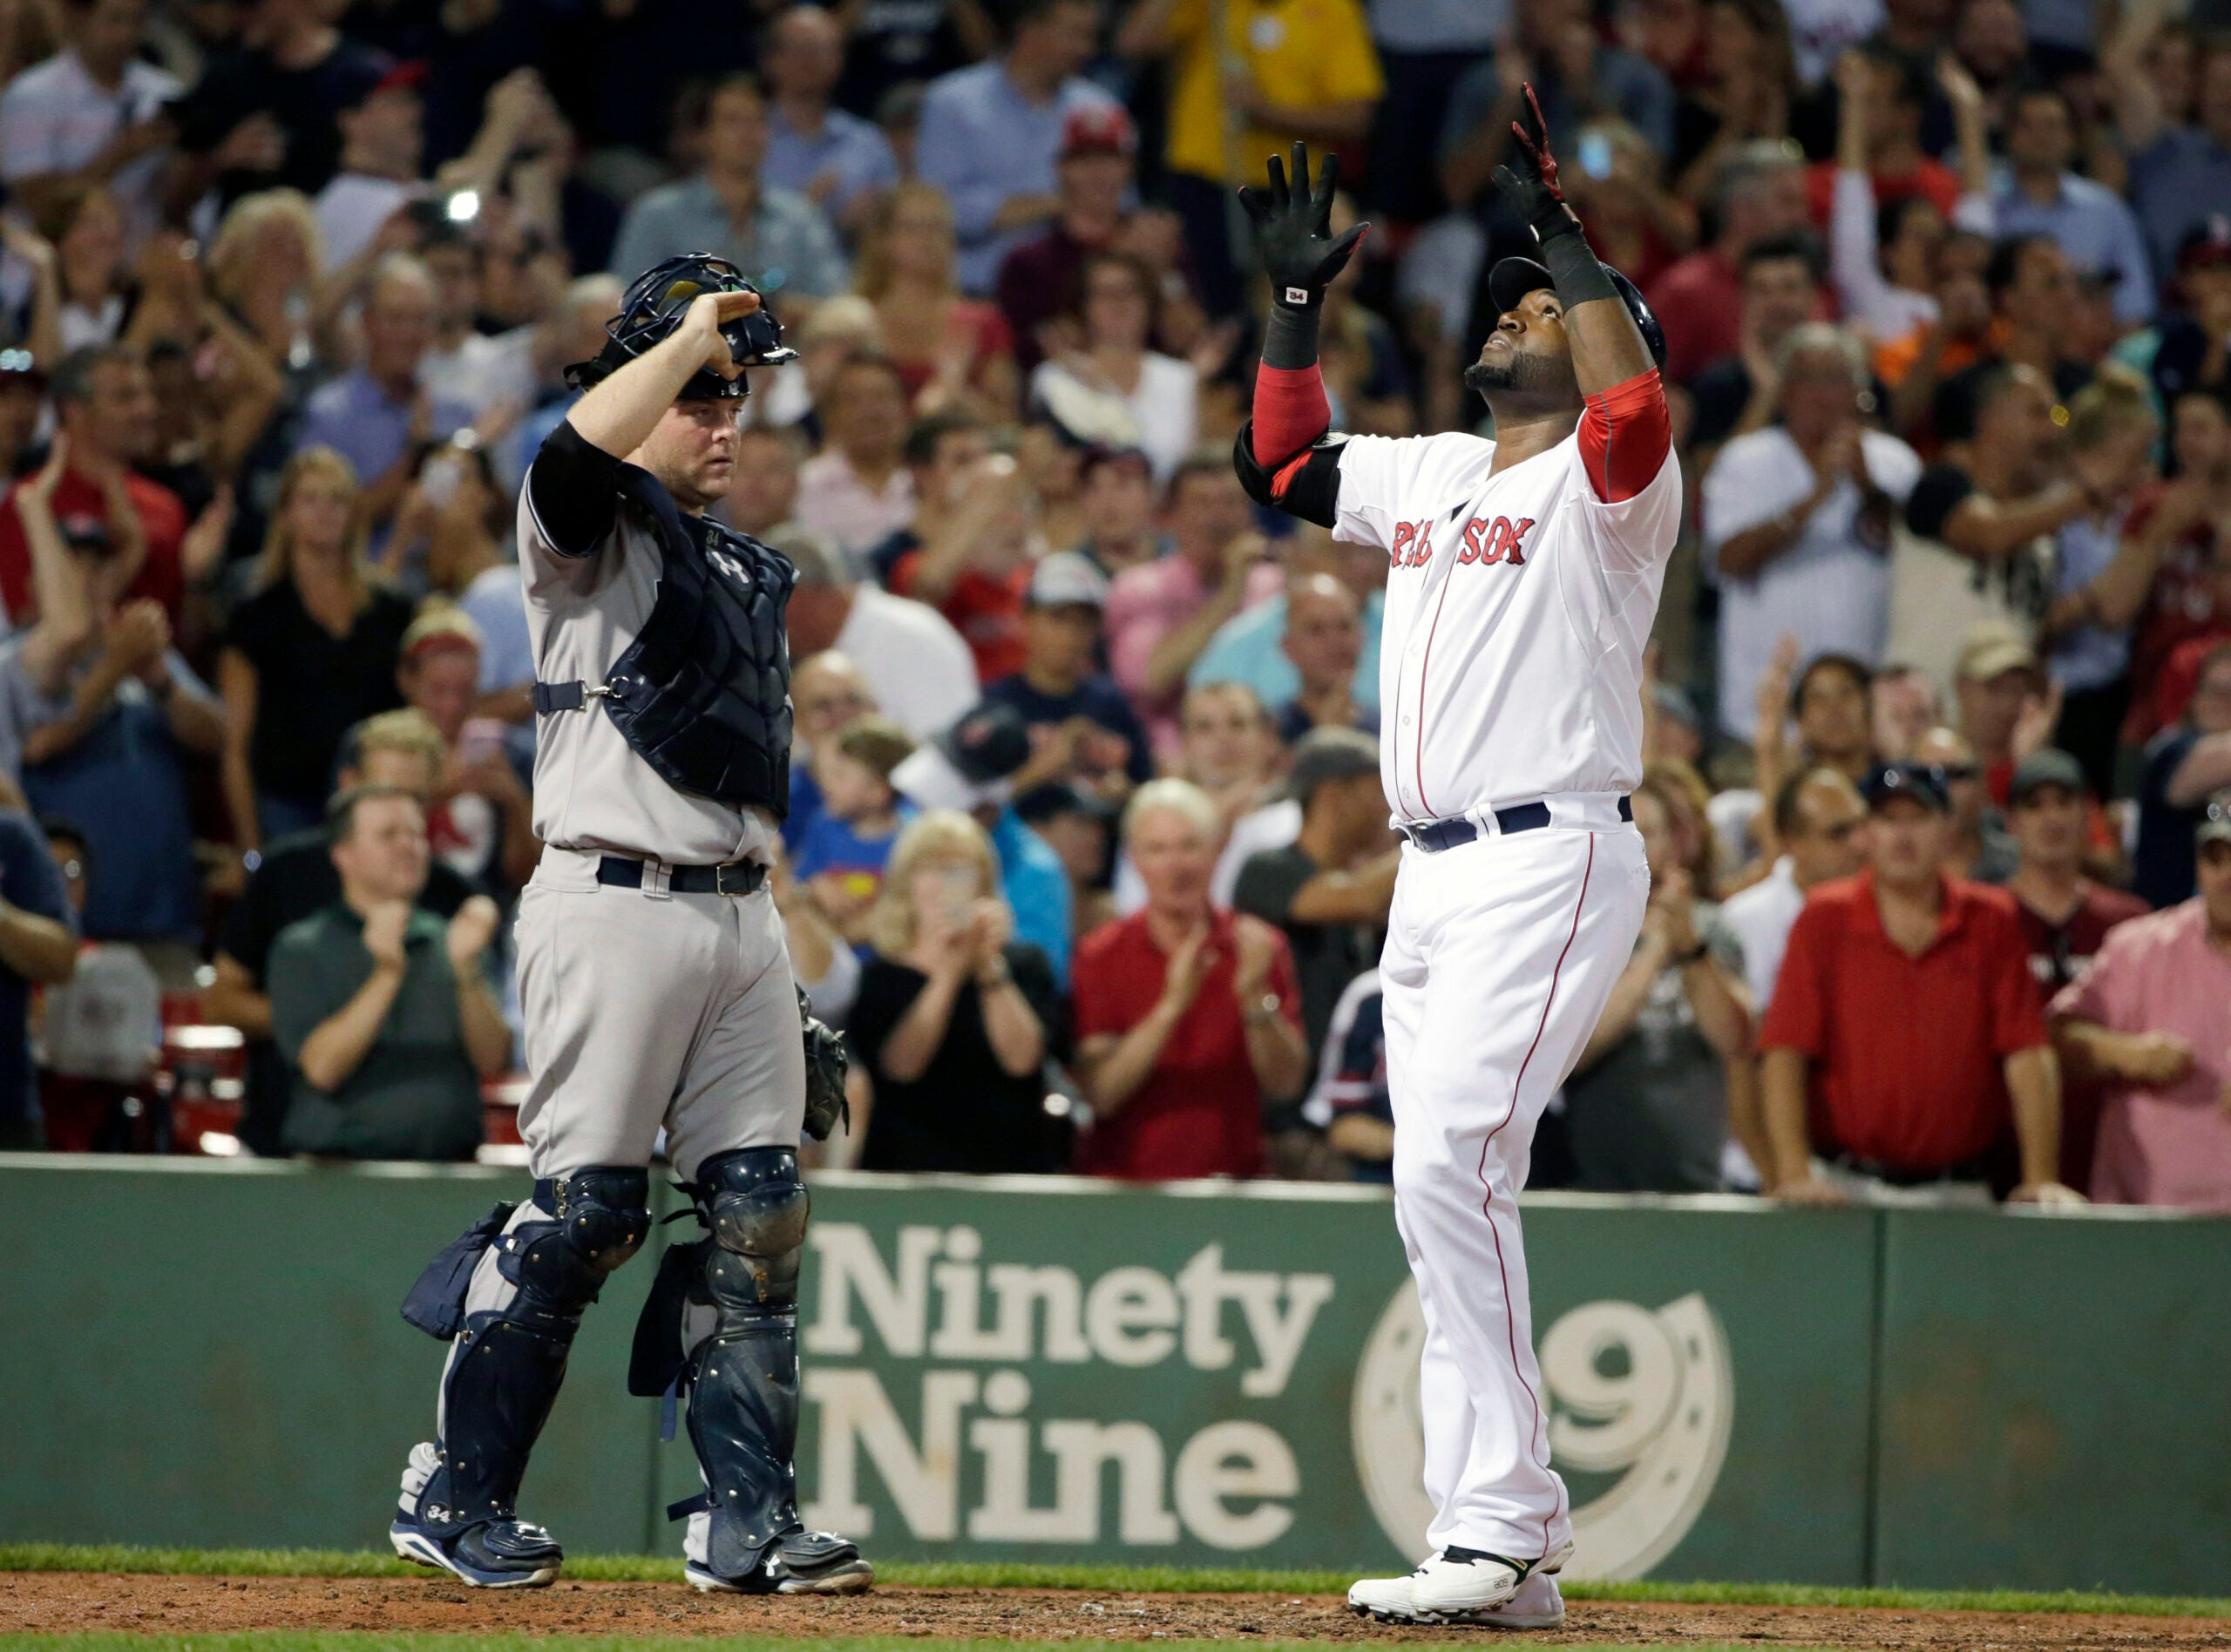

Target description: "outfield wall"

left=3, top=1157, right=2228, bottom=1594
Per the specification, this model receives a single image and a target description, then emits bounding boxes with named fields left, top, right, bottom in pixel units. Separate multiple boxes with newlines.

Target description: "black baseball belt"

left=595, top=856, right=768, bottom=897
left=1399, top=795, right=1632, bottom=853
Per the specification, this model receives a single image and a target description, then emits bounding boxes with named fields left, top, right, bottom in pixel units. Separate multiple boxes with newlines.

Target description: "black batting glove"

left=1492, top=84, right=1585, bottom=243
left=1238, top=142, right=1367, bottom=311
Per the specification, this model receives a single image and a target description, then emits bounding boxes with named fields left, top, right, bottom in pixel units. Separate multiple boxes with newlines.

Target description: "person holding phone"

left=841, top=809, right=1068, bottom=1173
left=388, top=607, right=539, bottom=896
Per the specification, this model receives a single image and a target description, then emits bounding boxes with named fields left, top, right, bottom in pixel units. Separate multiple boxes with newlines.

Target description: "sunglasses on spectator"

left=1936, top=763, right=1979, bottom=781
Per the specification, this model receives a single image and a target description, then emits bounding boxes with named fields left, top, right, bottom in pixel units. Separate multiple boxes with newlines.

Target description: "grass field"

left=4, top=1547, right=2227, bottom=1622
left=8, top=1547, right=2231, bottom=1652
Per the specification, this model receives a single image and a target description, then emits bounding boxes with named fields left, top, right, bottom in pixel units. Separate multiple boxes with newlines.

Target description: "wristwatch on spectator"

left=977, top=956, right=1012, bottom=990
left=1244, top=992, right=1283, bottom=1026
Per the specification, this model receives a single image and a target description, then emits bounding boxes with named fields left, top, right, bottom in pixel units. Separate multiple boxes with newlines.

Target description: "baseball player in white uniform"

left=1233, top=109, right=1680, bottom=1629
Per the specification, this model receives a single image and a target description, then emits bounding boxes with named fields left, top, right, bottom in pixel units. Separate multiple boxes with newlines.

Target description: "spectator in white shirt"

left=780, top=529, right=980, bottom=741
left=1028, top=252, right=1197, bottom=484
left=1823, top=47, right=1989, bottom=346
left=1719, top=765, right=1868, bottom=1013
left=416, top=226, right=537, bottom=423
left=1113, top=680, right=1297, bottom=915
left=1705, top=322, right=1923, bottom=741
left=0, top=0, right=180, bottom=243
left=313, top=64, right=428, bottom=271
left=41, top=186, right=132, bottom=350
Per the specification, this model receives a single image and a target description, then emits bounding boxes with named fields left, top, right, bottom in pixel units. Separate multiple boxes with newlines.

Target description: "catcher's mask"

left=564, top=254, right=800, bottom=402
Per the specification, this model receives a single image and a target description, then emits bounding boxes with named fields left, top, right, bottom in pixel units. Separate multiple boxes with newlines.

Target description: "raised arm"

left=1230, top=146, right=1367, bottom=526
left=568, top=288, right=762, bottom=459
left=9, top=438, right=97, bottom=696
left=1493, top=85, right=1658, bottom=393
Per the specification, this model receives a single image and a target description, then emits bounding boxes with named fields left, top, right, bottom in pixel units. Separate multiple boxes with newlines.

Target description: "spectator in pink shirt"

left=2050, top=802, right=2231, bottom=1210
left=797, top=354, right=917, bottom=564
left=1105, top=452, right=1278, bottom=763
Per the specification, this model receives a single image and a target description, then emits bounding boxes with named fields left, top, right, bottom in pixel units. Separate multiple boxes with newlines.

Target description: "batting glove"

left=1238, top=142, right=1367, bottom=311
left=1493, top=84, right=1586, bottom=243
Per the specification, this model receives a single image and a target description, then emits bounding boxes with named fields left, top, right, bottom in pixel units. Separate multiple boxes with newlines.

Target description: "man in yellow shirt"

left=1117, top=0, right=1384, bottom=313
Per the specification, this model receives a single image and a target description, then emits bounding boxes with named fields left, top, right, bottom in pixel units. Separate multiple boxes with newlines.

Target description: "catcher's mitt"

left=799, top=986, right=850, bottom=1141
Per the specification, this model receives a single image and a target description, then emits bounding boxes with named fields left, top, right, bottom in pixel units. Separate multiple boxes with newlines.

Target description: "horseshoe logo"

left=1352, top=1283, right=1733, bottom=1578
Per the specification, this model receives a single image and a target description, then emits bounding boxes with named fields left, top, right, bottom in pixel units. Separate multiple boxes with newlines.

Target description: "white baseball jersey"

left=1329, top=424, right=1682, bottom=823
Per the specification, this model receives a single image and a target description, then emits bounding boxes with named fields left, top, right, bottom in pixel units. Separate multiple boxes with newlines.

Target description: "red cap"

left=1059, top=105, right=1136, bottom=161
left=2178, top=213, right=2231, bottom=274
left=370, top=59, right=430, bottom=99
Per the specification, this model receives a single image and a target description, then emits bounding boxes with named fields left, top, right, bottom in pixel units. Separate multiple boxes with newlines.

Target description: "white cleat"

left=1464, top=1572, right=1566, bottom=1630
left=1350, top=1542, right=1573, bottom=1627
left=1346, top=1565, right=1424, bottom=1620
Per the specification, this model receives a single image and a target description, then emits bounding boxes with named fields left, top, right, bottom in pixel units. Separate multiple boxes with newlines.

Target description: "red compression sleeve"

left=1252, top=364, right=1331, bottom=467
left=1577, top=368, right=1672, bottom=504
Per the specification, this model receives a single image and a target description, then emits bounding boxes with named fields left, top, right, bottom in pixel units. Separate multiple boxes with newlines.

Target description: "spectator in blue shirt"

left=607, top=73, right=849, bottom=301
left=984, top=550, right=1153, bottom=815
left=794, top=715, right=919, bottom=945
left=892, top=701, right=1075, bottom=985
left=763, top=5, right=899, bottom=244
left=0, top=804, right=77, bottom=1148
left=293, top=255, right=471, bottom=543
left=1190, top=553, right=1386, bottom=719
left=2124, top=36, right=2231, bottom=286
left=1969, top=86, right=2155, bottom=324
left=22, top=545, right=227, bottom=979
left=1437, top=0, right=1677, bottom=207
left=915, top=0, right=1119, bottom=295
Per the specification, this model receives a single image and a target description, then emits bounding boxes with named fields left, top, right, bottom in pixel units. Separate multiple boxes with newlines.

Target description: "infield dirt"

left=3, top=1573, right=2228, bottom=1649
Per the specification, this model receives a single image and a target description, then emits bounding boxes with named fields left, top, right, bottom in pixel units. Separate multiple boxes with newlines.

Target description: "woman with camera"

left=842, top=809, right=1068, bottom=1173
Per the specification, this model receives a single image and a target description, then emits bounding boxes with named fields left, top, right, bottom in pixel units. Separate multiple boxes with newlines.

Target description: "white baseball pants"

left=513, top=847, right=805, bottom=1184
left=1378, top=814, right=1649, bottom=1562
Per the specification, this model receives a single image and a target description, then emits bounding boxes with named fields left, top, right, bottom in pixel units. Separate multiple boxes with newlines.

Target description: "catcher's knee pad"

left=418, top=1168, right=649, bottom=1534
left=508, top=1168, right=653, bottom=1310
left=698, top=1147, right=807, bottom=1317
left=675, top=1148, right=807, bottom=1575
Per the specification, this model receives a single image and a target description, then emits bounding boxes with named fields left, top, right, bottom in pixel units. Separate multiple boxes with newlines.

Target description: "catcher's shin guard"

left=669, top=1146, right=869, bottom=1589
left=403, top=1169, right=649, bottom=1539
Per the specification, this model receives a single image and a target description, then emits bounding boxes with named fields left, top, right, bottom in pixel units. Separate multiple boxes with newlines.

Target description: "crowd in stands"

left=0, top=0, right=2227, bottom=1208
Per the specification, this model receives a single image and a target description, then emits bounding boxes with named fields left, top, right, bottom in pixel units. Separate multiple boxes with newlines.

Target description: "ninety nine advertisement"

left=8, top=1161, right=2231, bottom=1592
left=656, top=1175, right=1881, bottom=1582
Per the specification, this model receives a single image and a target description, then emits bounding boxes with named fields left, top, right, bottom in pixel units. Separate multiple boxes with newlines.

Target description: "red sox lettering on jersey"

left=1389, top=516, right=1536, bottom=571
left=1331, top=374, right=1683, bottom=825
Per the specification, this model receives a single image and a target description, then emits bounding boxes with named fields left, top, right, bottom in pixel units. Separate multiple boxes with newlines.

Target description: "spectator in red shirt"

left=886, top=448, right=1039, bottom=683
left=2003, top=748, right=2150, bottom=1188
left=995, top=105, right=1147, bottom=376
left=1950, top=626, right=2046, bottom=808
left=1802, top=50, right=1964, bottom=234
left=1645, top=139, right=1811, bottom=383
left=2148, top=531, right=2231, bottom=732
left=0, top=345, right=186, bottom=627
left=1760, top=762, right=2083, bottom=1204
left=2127, top=391, right=2231, bottom=739
left=1071, top=777, right=1307, bottom=1181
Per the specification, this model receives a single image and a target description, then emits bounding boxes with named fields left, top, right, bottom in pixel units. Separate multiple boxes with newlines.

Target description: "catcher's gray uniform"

left=512, top=477, right=804, bottom=1183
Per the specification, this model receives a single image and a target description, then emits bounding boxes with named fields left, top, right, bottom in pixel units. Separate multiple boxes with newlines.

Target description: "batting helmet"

left=565, top=254, right=800, bottom=401
left=1487, top=256, right=1667, bottom=370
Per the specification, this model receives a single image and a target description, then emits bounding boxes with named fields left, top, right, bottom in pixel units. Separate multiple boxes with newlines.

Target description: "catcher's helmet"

left=1487, top=256, right=1667, bottom=370
left=565, top=254, right=800, bottom=401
